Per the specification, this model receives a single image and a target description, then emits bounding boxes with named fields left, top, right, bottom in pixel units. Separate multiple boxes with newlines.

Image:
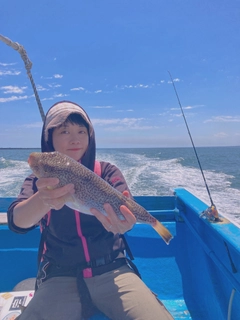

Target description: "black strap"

left=86, top=250, right=120, bottom=268
left=91, top=257, right=127, bottom=276
left=126, top=258, right=142, bottom=279
left=76, top=270, right=98, bottom=319
left=37, top=227, right=47, bottom=266
left=121, top=234, right=135, bottom=260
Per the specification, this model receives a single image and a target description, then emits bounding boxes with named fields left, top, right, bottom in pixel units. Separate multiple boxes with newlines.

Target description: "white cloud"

left=103, top=125, right=154, bottom=132
left=92, top=118, right=121, bottom=125
left=41, top=97, right=54, bottom=101
left=138, top=84, right=149, bottom=88
left=117, top=79, right=179, bottom=89
left=41, top=76, right=53, bottom=79
left=170, top=107, right=183, bottom=111
left=119, top=83, right=151, bottom=90
left=53, top=74, right=63, bottom=79
left=0, top=95, right=28, bottom=103
left=170, top=113, right=183, bottom=118
left=92, top=117, right=144, bottom=127
left=23, top=122, right=43, bottom=128
left=204, top=116, right=240, bottom=123
left=92, top=117, right=155, bottom=132
left=116, top=109, right=134, bottom=112
left=36, top=85, right=49, bottom=91
left=84, top=89, right=113, bottom=94
left=0, top=70, right=21, bottom=76
left=70, top=87, right=85, bottom=91
left=0, top=86, right=27, bottom=94
left=0, top=62, right=16, bottom=66
left=92, top=106, right=113, bottom=109
left=168, top=78, right=181, bottom=84
left=122, top=118, right=144, bottom=125
left=170, top=105, right=203, bottom=111
left=48, top=83, right=62, bottom=88
left=214, top=132, right=229, bottom=138
left=158, top=112, right=169, bottom=116
left=53, top=93, right=68, bottom=98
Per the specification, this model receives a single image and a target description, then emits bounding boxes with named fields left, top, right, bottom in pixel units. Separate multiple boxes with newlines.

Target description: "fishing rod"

left=0, top=34, right=45, bottom=122
left=168, top=71, right=219, bottom=221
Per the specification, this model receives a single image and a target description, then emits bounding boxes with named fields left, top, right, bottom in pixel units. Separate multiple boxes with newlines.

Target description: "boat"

left=0, top=188, right=239, bottom=320
left=0, top=33, right=239, bottom=320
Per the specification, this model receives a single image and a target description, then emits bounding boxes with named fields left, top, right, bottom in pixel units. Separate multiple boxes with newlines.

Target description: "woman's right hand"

left=13, top=178, right=75, bottom=229
left=36, top=177, right=75, bottom=211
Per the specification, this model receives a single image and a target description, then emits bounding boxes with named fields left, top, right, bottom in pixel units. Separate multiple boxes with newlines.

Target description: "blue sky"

left=0, top=0, right=240, bottom=148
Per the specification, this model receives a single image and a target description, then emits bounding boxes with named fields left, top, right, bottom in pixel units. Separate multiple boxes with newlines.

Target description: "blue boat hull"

left=0, top=188, right=239, bottom=319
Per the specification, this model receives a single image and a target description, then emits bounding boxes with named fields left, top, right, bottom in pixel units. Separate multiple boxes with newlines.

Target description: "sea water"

left=0, top=147, right=239, bottom=225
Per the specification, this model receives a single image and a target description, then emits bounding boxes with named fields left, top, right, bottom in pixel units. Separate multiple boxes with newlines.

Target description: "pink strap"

left=76, top=160, right=102, bottom=278
left=75, top=210, right=93, bottom=278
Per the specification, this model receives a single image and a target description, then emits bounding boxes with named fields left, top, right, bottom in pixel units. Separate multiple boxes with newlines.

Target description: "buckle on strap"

left=87, top=254, right=113, bottom=268
left=90, top=258, right=127, bottom=277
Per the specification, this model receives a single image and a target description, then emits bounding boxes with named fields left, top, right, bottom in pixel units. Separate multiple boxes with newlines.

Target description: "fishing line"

left=0, top=34, right=45, bottom=122
left=168, top=71, right=217, bottom=213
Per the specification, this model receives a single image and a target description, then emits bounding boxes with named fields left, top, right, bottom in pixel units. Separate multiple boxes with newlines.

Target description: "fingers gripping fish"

left=28, top=151, right=173, bottom=244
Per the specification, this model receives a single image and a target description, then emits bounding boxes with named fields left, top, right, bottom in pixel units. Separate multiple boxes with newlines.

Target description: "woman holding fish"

left=7, top=101, right=173, bottom=320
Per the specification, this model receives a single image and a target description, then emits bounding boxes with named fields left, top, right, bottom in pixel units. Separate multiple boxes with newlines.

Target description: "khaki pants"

left=19, top=265, right=173, bottom=320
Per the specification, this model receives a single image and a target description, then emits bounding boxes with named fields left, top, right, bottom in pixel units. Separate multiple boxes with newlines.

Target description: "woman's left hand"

left=90, top=190, right=137, bottom=234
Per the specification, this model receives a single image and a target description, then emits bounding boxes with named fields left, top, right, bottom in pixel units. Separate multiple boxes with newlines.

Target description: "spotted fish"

left=28, top=151, right=173, bottom=244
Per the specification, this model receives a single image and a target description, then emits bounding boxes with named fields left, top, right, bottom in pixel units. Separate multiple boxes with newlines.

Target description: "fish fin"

left=152, top=220, right=173, bottom=245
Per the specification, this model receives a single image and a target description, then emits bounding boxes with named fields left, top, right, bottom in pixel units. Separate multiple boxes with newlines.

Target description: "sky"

left=0, top=0, right=240, bottom=148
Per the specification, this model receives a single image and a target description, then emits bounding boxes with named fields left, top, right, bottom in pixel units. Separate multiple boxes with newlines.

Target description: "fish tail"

left=152, top=220, right=173, bottom=245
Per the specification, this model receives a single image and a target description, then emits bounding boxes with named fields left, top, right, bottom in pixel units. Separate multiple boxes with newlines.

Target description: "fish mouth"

left=28, top=153, right=35, bottom=166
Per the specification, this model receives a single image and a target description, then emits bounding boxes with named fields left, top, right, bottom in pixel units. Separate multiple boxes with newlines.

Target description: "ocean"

left=0, top=147, right=240, bottom=226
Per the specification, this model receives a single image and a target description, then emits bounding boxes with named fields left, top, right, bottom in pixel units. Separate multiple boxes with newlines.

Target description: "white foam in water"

left=1, top=150, right=240, bottom=227
left=0, top=158, right=32, bottom=197
left=97, top=151, right=240, bottom=226
left=150, top=158, right=240, bottom=226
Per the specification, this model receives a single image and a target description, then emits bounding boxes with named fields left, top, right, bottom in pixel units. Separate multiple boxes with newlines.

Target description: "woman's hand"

left=13, top=178, right=75, bottom=229
left=36, top=177, right=75, bottom=211
left=90, top=190, right=137, bottom=234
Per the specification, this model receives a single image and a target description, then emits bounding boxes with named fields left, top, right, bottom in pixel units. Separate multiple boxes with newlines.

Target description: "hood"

left=41, top=101, right=96, bottom=171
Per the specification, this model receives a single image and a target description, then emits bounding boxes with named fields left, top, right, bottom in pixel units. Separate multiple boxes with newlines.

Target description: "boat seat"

left=163, top=299, right=192, bottom=320
left=0, top=213, right=7, bottom=224
left=13, top=278, right=36, bottom=291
